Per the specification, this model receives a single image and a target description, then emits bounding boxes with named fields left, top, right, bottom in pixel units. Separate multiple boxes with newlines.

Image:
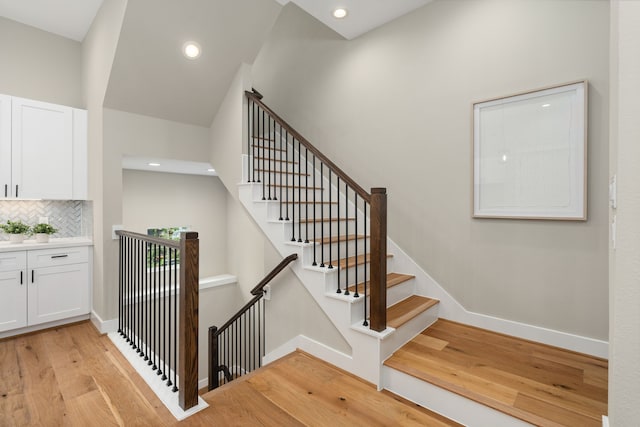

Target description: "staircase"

left=238, top=90, right=441, bottom=387
left=235, top=92, right=608, bottom=426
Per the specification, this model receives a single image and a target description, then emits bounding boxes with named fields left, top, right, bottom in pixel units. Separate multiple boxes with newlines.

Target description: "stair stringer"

left=239, top=182, right=389, bottom=386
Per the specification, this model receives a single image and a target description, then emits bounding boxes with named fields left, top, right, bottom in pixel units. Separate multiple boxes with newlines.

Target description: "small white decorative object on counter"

left=35, top=233, right=49, bottom=243
left=9, top=234, right=25, bottom=244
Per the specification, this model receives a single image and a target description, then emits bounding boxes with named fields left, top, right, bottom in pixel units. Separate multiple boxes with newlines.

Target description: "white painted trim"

left=109, top=333, right=208, bottom=421
left=602, top=415, right=609, bottom=427
left=199, top=274, right=237, bottom=290
left=0, top=314, right=90, bottom=339
left=388, top=237, right=609, bottom=359
left=90, top=310, right=118, bottom=334
left=383, top=366, right=534, bottom=427
left=264, top=334, right=354, bottom=370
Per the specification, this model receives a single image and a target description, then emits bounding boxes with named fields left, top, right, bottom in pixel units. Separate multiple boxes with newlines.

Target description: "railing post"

left=370, top=188, right=387, bottom=332
left=179, top=232, right=199, bottom=410
left=208, top=326, right=219, bottom=391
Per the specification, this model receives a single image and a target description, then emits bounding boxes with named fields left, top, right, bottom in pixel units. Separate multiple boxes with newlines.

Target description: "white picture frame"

left=472, top=81, right=587, bottom=220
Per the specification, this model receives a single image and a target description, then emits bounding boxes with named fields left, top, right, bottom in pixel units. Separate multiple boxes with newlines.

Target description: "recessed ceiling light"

left=182, top=41, right=201, bottom=59
left=542, top=103, right=551, bottom=108
left=207, top=168, right=215, bottom=172
left=148, top=162, right=161, bottom=167
left=333, top=8, right=348, bottom=19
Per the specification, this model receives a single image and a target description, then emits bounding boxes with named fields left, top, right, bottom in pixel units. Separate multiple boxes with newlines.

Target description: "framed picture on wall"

left=472, top=80, right=588, bottom=220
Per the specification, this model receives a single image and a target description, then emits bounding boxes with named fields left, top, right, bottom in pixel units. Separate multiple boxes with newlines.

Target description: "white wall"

left=609, top=0, right=640, bottom=423
left=0, top=16, right=82, bottom=107
left=122, top=170, right=228, bottom=277
left=81, top=0, right=128, bottom=321
left=252, top=0, right=609, bottom=341
left=100, top=108, right=211, bottom=320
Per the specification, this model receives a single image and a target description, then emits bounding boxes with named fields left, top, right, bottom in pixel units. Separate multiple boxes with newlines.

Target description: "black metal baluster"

left=159, top=245, right=166, bottom=379
left=344, top=183, right=350, bottom=296
left=166, top=248, right=172, bottom=387
left=328, top=170, right=333, bottom=269
left=136, top=239, right=141, bottom=353
left=127, top=237, right=132, bottom=340
left=173, top=251, right=178, bottom=392
left=143, top=243, right=148, bottom=361
left=337, top=177, right=341, bottom=293
left=267, top=116, right=272, bottom=201
left=363, top=204, right=369, bottom=327
left=118, top=236, right=122, bottom=335
left=290, top=137, right=295, bottom=241
left=354, top=195, right=360, bottom=298
left=247, top=100, right=251, bottom=183
left=152, top=244, right=157, bottom=371
left=252, top=102, right=256, bottom=182
left=312, top=155, right=317, bottom=265
left=304, top=148, right=309, bottom=243
left=297, top=140, right=302, bottom=242
left=320, top=163, right=325, bottom=267
left=261, top=110, right=265, bottom=198
left=285, top=129, right=290, bottom=221
left=279, top=124, right=283, bottom=220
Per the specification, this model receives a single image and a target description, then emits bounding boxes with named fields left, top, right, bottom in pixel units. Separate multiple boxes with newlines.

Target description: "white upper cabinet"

left=0, top=95, right=11, bottom=198
left=0, top=95, right=87, bottom=200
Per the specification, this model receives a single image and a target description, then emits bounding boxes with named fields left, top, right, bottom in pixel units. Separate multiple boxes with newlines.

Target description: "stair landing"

left=384, top=319, right=608, bottom=426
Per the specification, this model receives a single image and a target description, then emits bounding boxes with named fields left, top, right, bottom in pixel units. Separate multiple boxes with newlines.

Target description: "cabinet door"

left=11, top=97, right=73, bottom=199
left=0, top=270, right=27, bottom=332
left=0, top=94, right=11, bottom=198
left=28, top=263, right=89, bottom=326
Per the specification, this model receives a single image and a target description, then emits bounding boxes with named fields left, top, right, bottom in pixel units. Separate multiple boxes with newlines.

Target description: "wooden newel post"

left=179, top=232, right=199, bottom=410
left=370, top=188, right=387, bottom=332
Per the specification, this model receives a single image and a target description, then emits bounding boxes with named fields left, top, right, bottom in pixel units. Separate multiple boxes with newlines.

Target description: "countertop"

left=0, top=237, right=93, bottom=253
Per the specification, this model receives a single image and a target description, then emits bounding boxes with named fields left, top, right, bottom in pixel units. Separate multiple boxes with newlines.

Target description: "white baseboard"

left=602, top=415, right=609, bottom=427
left=108, top=332, right=208, bottom=421
left=0, top=314, right=90, bottom=340
left=264, top=334, right=353, bottom=370
left=91, top=311, right=118, bottom=334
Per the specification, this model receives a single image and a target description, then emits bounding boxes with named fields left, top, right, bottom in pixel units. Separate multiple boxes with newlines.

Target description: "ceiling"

left=0, top=0, right=432, bottom=127
left=122, top=156, right=217, bottom=176
left=0, top=0, right=103, bottom=42
left=279, top=0, right=432, bottom=40
left=103, top=0, right=282, bottom=127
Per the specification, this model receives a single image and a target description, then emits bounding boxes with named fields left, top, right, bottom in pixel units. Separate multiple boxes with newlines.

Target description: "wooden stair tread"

left=251, top=136, right=276, bottom=142
left=299, top=217, right=355, bottom=223
left=314, top=234, right=364, bottom=244
left=331, top=253, right=393, bottom=270
left=348, top=272, right=414, bottom=294
left=383, top=319, right=607, bottom=427
left=387, top=295, right=439, bottom=329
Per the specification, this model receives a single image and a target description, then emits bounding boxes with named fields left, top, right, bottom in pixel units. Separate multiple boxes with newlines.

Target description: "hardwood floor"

left=384, top=319, right=608, bottom=427
left=0, top=321, right=460, bottom=426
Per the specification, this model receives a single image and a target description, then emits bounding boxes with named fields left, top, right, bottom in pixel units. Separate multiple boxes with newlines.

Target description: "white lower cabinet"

left=0, top=246, right=90, bottom=333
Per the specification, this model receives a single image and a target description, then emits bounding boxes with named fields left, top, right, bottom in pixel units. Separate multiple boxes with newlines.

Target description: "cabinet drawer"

left=28, top=246, right=88, bottom=268
left=0, top=251, right=27, bottom=272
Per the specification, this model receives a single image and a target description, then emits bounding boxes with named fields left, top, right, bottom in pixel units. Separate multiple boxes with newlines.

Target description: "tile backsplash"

left=0, top=200, right=92, bottom=241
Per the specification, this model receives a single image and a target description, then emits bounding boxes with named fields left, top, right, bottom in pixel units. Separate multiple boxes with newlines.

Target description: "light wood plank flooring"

left=0, top=321, right=460, bottom=426
left=384, top=319, right=608, bottom=427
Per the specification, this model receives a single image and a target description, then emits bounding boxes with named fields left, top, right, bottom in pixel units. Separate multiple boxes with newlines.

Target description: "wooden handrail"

left=249, top=253, right=299, bottom=295
left=246, top=91, right=371, bottom=203
left=219, top=253, right=298, bottom=332
left=115, top=229, right=180, bottom=249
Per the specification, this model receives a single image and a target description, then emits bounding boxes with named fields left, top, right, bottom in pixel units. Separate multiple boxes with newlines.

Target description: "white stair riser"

left=266, top=201, right=352, bottom=222
left=380, top=302, right=439, bottom=361
left=272, top=220, right=362, bottom=241
left=293, top=240, right=370, bottom=266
